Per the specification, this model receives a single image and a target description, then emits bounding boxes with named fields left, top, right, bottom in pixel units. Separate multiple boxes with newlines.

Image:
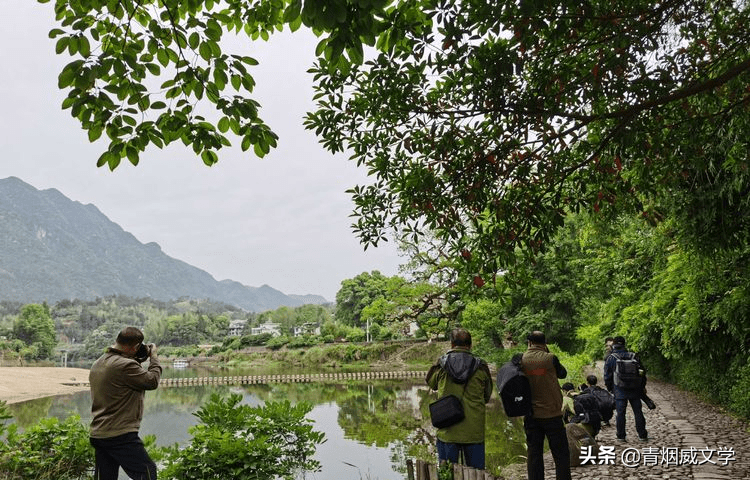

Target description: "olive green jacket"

left=426, top=347, right=493, bottom=444
left=89, top=348, right=162, bottom=438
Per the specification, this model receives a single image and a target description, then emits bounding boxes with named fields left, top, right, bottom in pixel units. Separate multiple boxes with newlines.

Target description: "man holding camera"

left=89, top=326, right=162, bottom=480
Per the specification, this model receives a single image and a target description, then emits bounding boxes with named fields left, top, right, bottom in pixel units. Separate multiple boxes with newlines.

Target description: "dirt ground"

left=0, top=367, right=90, bottom=404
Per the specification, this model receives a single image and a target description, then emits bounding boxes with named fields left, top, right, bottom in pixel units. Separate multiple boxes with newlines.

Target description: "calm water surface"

left=8, top=366, right=527, bottom=479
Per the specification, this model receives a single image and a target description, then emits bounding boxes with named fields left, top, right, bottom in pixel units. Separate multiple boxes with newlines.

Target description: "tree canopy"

left=13, top=304, right=57, bottom=359
left=41, top=0, right=750, bottom=286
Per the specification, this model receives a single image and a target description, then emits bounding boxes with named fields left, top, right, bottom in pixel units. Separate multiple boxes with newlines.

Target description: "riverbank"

left=0, top=367, right=90, bottom=404
left=199, top=340, right=449, bottom=371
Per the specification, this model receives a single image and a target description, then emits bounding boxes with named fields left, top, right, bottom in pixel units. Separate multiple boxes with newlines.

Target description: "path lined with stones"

left=541, top=375, right=750, bottom=480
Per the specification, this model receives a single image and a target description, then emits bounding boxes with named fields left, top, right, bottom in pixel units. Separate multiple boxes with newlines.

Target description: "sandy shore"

left=0, top=367, right=91, bottom=404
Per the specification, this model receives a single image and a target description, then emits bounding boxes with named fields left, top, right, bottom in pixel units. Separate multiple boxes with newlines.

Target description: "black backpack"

left=589, top=386, right=615, bottom=417
left=496, top=356, right=532, bottom=417
left=574, top=392, right=601, bottom=424
left=613, top=352, right=642, bottom=390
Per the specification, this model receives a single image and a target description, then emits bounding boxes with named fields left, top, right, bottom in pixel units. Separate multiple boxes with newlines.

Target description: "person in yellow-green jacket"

left=426, top=328, right=493, bottom=469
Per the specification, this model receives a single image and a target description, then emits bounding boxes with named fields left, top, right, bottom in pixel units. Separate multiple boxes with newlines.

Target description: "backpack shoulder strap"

left=612, top=351, right=634, bottom=361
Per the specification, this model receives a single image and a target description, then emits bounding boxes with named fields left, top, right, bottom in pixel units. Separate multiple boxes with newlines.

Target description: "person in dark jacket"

left=89, top=326, right=162, bottom=480
left=604, top=336, right=648, bottom=442
left=521, top=331, right=571, bottom=480
left=426, top=328, right=493, bottom=469
left=570, top=386, right=601, bottom=437
left=584, top=375, right=615, bottom=426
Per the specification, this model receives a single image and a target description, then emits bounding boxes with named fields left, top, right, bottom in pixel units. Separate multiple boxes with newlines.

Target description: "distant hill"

left=288, top=294, right=332, bottom=305
left=0, top=176, right=327, bottom=311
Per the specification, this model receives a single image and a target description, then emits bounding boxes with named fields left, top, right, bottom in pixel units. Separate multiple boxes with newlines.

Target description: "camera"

left=134, top=343, right=150, bottom=363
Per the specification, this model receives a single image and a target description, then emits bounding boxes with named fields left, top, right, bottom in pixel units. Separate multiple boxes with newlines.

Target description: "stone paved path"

left=542, top=376, right=750, bottom=480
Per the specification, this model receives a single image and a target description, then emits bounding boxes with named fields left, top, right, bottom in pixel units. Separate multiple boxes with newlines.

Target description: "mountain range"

left=0, top=176, right=328, bottom=311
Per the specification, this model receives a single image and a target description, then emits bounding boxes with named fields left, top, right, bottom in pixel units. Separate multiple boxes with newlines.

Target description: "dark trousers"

left=90, top=432, right=157, bottom=480
left=524, top=415, right=571, bottom=480
left=615, top=396, right=648, bottom=439
left=436, top=439, right=486, bottom=470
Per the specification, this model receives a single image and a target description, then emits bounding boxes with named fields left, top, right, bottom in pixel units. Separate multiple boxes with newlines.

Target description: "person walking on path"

left=604, top=335, right=648, bottom=442
left=426, top=327, right=493, bottom=469
left=521, top=331, right=571, bottom=480
left=89, top=326, right=162, bottom=480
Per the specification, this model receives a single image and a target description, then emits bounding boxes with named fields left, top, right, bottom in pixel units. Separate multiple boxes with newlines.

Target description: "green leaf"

left=88, top=126, right=103, bottom=142
left=55, top=37, right=69, bottom=55
left=199, top=42, right=212, bottom=61
left=157, top=48, right=169, bottom=66
left=218, top=117, right=230, bottom=133
left=146, top=62, right=161, bottom=75
left=126, top=145, right=140, bottom=165
left=283, top=0, right=302, bottom=23
left=78, top=36, right=91, bottom=56
left=96, top=151, right=113, bottom=167
left=68, top=36, right=79, bottom=55
left=189, top=32, right=200, bottom=49
left=201, top=150, right=218, bottom=165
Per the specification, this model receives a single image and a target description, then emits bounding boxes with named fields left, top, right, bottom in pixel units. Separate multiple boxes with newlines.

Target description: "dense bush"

left=0, top=404, right=92, bottom=480
left=287, top=334, right=320, bottom=349
left=240, top=332, right=273, bottom=347
left=160, top=394, right=324, bottom=480
left=265, top=335, right=290, bottom=350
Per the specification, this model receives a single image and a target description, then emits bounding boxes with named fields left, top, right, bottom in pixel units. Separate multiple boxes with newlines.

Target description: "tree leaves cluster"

left=307, top=0, right=750, bottom=283
left=11, top=304, right=57, bottom=360
left=42, top=0, right=750, bottom=291
left=43, top=0, right=288, bottom=169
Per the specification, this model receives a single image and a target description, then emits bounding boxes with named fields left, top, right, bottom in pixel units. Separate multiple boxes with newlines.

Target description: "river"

left=6, top=366, right=527, bottom=479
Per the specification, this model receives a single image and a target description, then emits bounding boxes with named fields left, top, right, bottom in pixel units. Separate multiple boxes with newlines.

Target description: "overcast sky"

left=1, top=2, right=403, bottom=302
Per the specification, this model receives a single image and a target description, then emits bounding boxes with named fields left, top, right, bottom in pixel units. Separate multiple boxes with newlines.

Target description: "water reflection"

left=7, top=374, right=527, bottom=478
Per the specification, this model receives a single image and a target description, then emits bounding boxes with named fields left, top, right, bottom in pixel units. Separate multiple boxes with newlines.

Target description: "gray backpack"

left=613, top=352, right=642, bottom=389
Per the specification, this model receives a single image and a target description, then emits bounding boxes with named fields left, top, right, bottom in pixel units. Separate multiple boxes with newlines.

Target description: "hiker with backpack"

left=604, top=336, right=648, bottom=442
left=560, top=383, right=577, bottom=424
left=569, top=385, right=602, bottom=437
left=583, top=375, right=615, bottom=426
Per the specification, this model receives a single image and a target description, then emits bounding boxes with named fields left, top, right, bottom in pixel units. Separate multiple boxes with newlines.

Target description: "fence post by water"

left=154, top=370, right=429, bottom=388
left=408, top=459, right=501, bottom=480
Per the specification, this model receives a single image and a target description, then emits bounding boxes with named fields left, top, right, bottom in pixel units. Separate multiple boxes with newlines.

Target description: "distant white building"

left=250, top=322, right=282, bottom=337
left=173, top=358, right=189, bottom=368
left=292, top=322, right=321, bottom=337
left=228, top=320, right=247, bottom=337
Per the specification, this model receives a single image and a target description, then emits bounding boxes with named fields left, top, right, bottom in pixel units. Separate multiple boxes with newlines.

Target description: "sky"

left=0, top=2, right=403, bottom=302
